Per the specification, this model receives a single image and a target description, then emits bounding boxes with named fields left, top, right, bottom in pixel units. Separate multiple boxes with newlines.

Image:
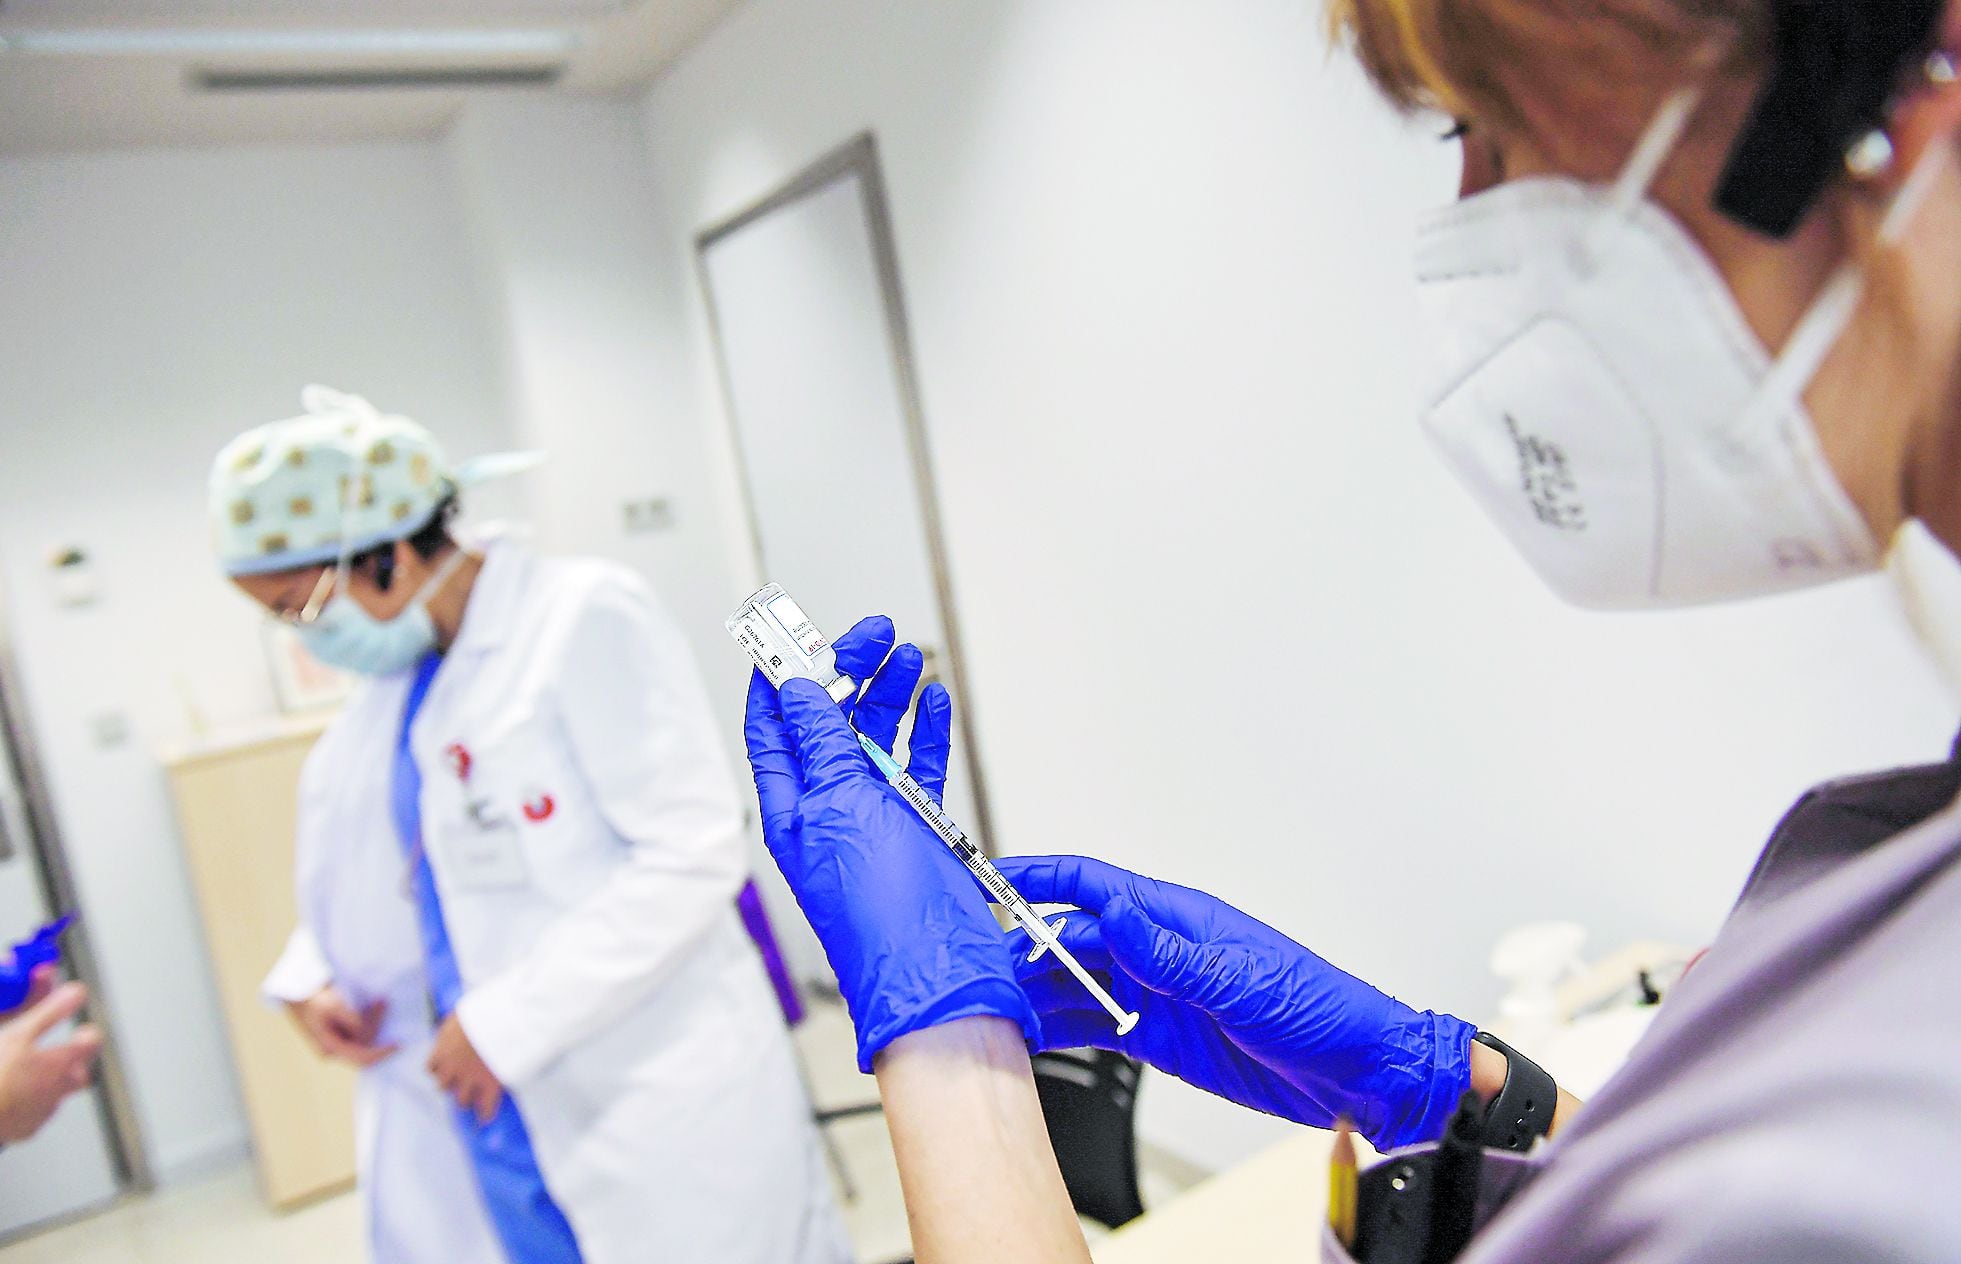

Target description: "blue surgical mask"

left=298, top=547, right=469, bottom=676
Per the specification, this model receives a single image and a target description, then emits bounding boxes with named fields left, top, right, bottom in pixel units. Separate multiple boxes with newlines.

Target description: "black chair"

left=1032, top=1047, right=1147, bottom=1230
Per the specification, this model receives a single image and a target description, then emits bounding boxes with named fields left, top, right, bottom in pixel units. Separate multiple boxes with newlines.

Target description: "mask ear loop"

left=1725, top=139, right=1953, bottom=447
left=412, top=539, right=474, bottom=614
left=1877, top=132, right=1950, bottom=241
left=1574, top=86, right=1705, bottom=269
left=1712, top=140, right=1949, bottom=569
left=299, top=446, right=367, bottom=624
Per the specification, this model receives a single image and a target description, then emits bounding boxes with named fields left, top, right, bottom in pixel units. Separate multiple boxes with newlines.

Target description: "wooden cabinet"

left=164, top=719, right=355, bottom=1210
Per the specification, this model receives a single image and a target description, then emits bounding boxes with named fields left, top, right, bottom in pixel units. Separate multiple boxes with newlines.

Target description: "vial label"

left=763, top=591, right=828, bottom=658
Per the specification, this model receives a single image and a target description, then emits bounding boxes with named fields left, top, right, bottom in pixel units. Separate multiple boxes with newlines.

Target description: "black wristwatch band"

left=1472, top=1031, right=1558, bottom=1152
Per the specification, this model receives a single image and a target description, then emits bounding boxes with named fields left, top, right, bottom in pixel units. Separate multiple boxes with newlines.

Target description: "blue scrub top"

left=392, top=652, right=583, bottom=1264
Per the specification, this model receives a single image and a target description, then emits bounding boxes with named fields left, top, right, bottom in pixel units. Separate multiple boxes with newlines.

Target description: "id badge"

left=443, top=798, right=531, bottom=892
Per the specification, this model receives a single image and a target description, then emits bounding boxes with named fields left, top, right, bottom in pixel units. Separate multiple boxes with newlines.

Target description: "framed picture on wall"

left=261, top=622, right=352, bottom=714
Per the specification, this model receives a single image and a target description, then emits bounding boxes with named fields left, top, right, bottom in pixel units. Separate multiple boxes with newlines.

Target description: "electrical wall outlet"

left=622, top=498, right=677, bottom=534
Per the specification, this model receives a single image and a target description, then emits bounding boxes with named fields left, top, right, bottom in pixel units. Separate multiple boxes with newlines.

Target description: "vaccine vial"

left=727, top=583, right=857, bottom=702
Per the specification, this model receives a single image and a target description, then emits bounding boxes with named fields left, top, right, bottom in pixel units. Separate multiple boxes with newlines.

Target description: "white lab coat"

left=263, top=541, right=848, bottom=1264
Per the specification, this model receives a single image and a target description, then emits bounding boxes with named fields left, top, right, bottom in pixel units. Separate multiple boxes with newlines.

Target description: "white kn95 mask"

left=1412, top=89, right=1945, bottom=610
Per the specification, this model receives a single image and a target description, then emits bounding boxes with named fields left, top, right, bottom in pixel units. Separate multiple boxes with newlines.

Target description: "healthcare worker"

left=213, top=387, right=848, bottom=1264
left=743, top=2, right=1961, bottom=1261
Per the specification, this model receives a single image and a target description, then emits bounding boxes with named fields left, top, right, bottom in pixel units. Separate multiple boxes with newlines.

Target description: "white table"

left=1094, top=1130, right=1381, bottom=1263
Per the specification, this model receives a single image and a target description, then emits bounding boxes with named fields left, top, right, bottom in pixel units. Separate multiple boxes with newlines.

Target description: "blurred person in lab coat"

left=209, top=387, right=848, bottom=1264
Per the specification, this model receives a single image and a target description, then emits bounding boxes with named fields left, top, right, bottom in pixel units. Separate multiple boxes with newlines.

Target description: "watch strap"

left=1472, top=1030, right=1558, bottom=1152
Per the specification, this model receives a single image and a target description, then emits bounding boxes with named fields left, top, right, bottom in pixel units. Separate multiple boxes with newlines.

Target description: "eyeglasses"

left=275, top=565, right=339, bottom=628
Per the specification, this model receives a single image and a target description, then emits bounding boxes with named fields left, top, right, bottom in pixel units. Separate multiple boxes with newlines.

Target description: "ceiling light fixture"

left=196, top=65, right=564, bottom=92
left=0, top=28, right=583, bottom=58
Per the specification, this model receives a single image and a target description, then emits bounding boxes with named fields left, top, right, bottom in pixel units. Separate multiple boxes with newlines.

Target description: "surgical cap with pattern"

left=210, top=386, right=453, bottom=577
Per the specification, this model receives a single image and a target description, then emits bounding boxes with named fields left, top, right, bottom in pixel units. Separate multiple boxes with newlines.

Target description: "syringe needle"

left=855, top=731, right=1139, bottom=1035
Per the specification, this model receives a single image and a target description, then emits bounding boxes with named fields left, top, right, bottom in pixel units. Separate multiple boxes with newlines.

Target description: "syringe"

left=855, top=733, right=1140, bottom=1036
left=726, top=582, right=1138, bottom=1034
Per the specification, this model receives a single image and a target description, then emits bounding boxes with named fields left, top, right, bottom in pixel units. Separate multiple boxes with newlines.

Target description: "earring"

left=1929, top=50, right=1958, bottom=86
left=1845, top=128, right=1896, bottom=179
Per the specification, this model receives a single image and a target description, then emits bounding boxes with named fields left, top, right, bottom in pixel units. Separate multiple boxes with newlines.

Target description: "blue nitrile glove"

left=994, top=854, right=1473, bottom=1150
left=829, top=616, right=953, bottom=794
left=0, top=917, right=71, bottom=1014
left=743, top=621, right=1036, bottom=1073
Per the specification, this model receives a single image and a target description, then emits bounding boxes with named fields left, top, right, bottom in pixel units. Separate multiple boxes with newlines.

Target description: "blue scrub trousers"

left=392, top=652, right=583, bottom=1263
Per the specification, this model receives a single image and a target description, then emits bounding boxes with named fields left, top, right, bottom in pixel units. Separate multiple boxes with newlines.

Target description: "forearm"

left=874, top=1017, right=1092, bottom=1264
left=1468, top=1039, right=1583, bottom=1136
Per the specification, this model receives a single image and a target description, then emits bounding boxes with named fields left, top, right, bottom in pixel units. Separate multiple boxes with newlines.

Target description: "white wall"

left=619, top=0, right=1961, bottom=1171
left=440, top=94, right=829, bottom=980
left=444, top=94, right=743, bottom=651
left=0, top=142, right=519, bottom=1178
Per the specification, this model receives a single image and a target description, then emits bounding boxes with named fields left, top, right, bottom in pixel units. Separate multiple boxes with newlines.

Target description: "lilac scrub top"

left=1442, top=728, right=1961, bottom=1262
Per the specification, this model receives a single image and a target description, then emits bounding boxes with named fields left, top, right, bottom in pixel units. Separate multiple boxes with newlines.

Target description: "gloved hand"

left=0, top=918, right=70, bottom=1015
left=744, top=616, right=1037, bottom=1073
left=829, top=617, right=952, bottom=796
left=995, top=853, right=1474, bottom=1150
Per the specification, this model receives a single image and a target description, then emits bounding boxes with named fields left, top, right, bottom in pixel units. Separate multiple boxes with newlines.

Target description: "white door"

left=701, top=138, right=997, bottom=977
left=0, top=726, right=123, bottom=1239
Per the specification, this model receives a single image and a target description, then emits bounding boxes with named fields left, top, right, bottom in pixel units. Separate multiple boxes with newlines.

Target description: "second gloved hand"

left=744, top=619, right=1037, bottom=1073
left=995, top=853, right=1474, bottom=1151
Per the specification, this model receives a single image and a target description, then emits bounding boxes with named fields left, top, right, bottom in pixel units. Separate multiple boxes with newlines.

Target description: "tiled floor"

left=0, top=998, right=1196, bottom=1264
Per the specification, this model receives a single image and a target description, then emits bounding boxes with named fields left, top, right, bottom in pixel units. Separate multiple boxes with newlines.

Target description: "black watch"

left=1472, top=1031, right=1558, bottom=1152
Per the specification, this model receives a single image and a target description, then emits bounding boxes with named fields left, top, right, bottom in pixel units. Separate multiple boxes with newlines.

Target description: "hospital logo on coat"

left=522, top=793, right=556, bottom=824
left=446, top=743, right=473, bottom=781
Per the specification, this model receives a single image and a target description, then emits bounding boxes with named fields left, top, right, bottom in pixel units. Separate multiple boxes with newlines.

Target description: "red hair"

left=1326, top=0, right=1771, bottom=149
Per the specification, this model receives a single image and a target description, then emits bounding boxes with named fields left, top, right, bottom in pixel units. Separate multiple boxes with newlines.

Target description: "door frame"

left=0, top=575, right=153, bottom=1199
left=695, top=131, right=1000, bottom=852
